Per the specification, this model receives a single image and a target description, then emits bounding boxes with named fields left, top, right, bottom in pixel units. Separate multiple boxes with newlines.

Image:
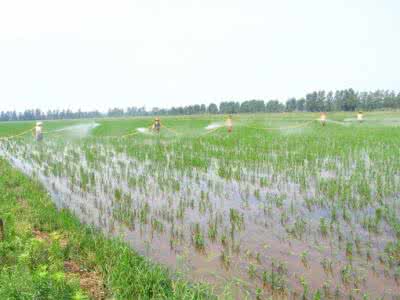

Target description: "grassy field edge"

left=0, top=158, right=214, bottom=299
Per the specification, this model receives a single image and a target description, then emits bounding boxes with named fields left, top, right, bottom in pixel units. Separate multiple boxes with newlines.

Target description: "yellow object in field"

left=357, top=111, right=363, bottom=122
left=153, top=117, right=161, bottom=133
left=226, top=115, right=233, bottom=133
left=34, top=122, right=43, bottom=141
left=319, top=112, right=327, bottom=126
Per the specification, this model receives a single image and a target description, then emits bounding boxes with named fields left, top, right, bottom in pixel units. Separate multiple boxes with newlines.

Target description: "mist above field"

left=53, top=123, right=99, bottom=138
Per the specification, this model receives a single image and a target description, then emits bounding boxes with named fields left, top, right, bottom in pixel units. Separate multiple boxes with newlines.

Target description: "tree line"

left=1, top=89, right=399, bottom=122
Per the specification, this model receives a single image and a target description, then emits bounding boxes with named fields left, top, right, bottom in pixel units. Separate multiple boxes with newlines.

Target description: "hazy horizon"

left=1, top=0, right=399, bottom=112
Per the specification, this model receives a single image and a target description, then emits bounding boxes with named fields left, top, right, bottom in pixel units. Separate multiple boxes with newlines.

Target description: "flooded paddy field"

left=1, top=112, right=400, bottom=299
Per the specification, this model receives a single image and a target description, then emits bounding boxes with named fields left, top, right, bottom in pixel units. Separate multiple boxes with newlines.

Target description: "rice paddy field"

left=1, top=111, right=400, bottom=299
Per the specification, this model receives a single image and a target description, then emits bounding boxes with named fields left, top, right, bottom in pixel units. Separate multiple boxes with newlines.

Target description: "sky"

left=0, top=0, right=399, bottom=112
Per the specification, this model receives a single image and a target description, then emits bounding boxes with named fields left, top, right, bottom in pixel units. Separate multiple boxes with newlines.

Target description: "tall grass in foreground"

left=0, top=158, right=214, bottom=299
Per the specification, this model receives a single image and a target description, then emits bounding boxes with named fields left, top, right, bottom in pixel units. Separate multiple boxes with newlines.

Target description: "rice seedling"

left=1, top=111, right=400, bottom=298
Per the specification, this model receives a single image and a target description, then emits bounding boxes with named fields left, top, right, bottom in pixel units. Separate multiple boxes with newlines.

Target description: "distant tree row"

left=0, top=109, right=102, bottom=122
left=1, top=89, right=399, bottom=122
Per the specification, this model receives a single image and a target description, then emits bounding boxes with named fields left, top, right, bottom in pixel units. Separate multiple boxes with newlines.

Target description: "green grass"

left=0, top=158, right=214, bottom=299
left=1, top=111, right=400, bottom=298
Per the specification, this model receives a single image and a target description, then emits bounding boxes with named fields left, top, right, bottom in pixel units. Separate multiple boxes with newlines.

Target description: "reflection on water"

left=1, top=137, right=399, bottom=299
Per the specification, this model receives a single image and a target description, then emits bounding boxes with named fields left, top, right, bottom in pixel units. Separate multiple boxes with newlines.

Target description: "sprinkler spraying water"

left=205, top=123, right=223, bottom=130
left=137, top=127, right=150, bottom=134
left=53, top=123, right=100, bottom=138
